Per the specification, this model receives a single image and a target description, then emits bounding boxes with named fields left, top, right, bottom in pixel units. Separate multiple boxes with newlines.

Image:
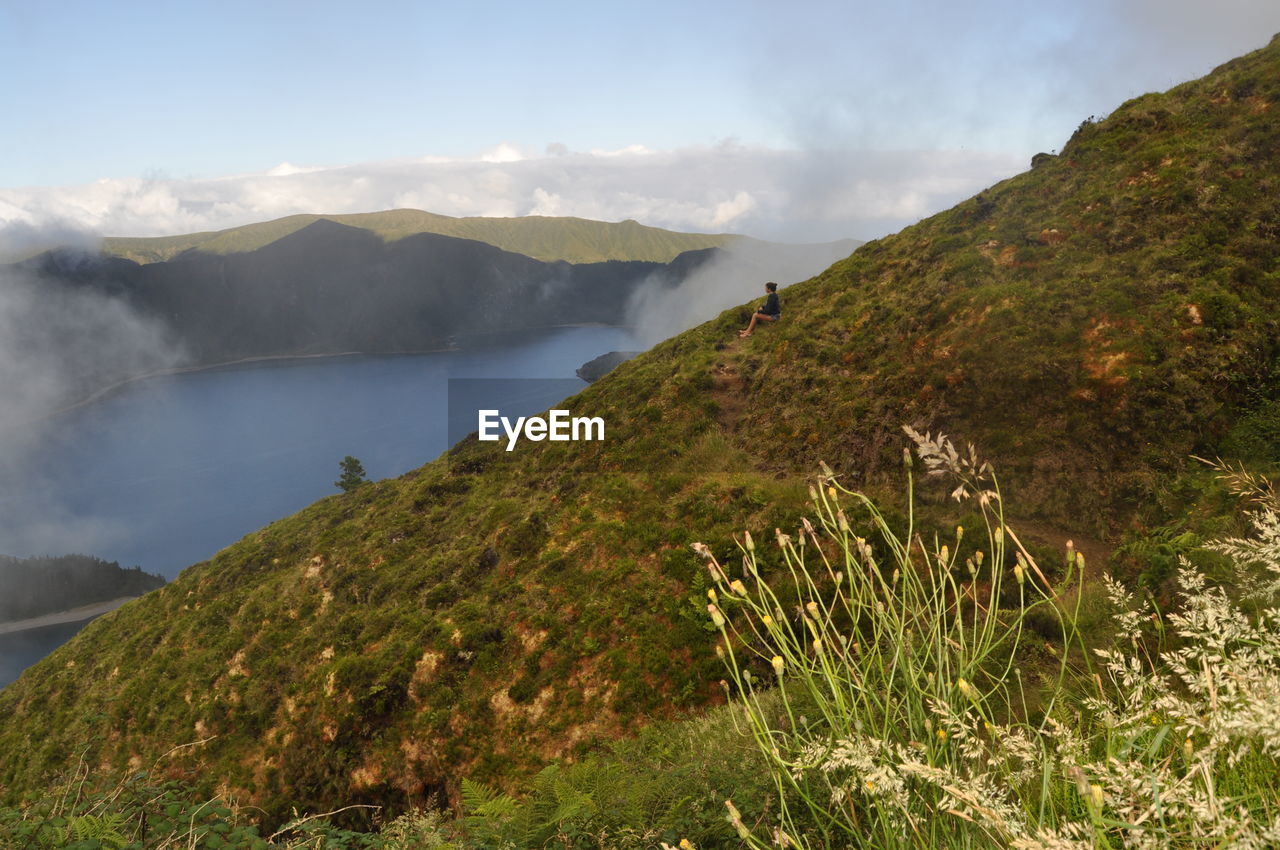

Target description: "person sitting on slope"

left=739, top=282, right=781, bottom=338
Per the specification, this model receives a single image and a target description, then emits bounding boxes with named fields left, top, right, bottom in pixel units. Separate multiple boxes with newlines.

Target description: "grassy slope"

left=3, top=35, right=1280, bottom=825
left=101, top=210, right=750, bottom=264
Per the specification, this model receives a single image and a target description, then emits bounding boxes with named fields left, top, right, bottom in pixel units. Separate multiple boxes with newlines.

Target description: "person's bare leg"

left=740, top=313, right=774, bottom=337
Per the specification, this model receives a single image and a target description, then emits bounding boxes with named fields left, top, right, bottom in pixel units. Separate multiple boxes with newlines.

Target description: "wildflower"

left=1088, top=784, right=1105, bottom=814
left=828, top=485, right=837, bottom=500
left=936, top=728, right=948, bottom=742
left=1014, top=562, right=1025, bottom=585
left=975, top=549, right=985, bottom=566
left=772, top=655, right=785, bottom=677
left=729, top=579, right=747, bottom=596
left=806, top=601, right=820, bottom=618
left=679, top=839, right=695, bottom=850
left=707, top=604, right=725, bottom=628
left=812, top=637, right=823, bottom=654
left=941, top=544, right=950, bottom=565
left=838, top=510, right=850, bottom=533
left=707, top=587, right=718, bottom=604
left=956, top=525, right=964, bottom=542
left=715, top=644, right=725, bottom=660
left=744, top=530, right=755, bottom=553
left=957, top=678, right=978, bottom=701
left=1183, top=737, right=1194, bottom=761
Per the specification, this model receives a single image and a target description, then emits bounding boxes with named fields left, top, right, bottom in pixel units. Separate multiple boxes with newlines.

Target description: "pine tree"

left=335, top=455, right=368, bottom=492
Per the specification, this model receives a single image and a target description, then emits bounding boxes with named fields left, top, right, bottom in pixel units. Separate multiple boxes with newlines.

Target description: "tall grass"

left=697, top=431, right=1280, bottom=849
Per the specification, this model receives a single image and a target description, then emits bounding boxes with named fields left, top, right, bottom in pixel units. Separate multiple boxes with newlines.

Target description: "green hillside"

left=3, top=33, right=1280, bottom=834
left=102, top=210, right=750, bottom=264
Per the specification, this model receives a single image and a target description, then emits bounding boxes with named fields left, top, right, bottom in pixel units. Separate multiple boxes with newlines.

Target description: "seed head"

left=725, top=800, right=750, bottom=840
left=707, top=604, right=725, bottom=628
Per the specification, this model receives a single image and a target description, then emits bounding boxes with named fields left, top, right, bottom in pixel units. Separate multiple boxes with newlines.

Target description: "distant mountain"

left=100, top=210, right=760, bottom=265
left=0, top=554, right=164, bottom=623
left=14, top=222, right=854, bottom=405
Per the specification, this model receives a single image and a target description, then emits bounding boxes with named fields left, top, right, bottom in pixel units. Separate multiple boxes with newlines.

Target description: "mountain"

left=14, top=222, right=854, bottom=407
left=99, top=210, right=756, bottom=265
left=2, top=34, right=1279, bottom=828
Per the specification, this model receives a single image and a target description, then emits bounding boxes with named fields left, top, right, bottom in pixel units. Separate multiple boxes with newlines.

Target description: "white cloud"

left=0, top=144, right=1025, bottom=247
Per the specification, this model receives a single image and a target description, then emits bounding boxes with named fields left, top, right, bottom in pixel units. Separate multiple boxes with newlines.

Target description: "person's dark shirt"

left=761, top=292, right=780, bottom=316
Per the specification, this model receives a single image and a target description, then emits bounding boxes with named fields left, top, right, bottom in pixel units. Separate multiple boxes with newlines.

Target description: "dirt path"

left=1010, top=520, right=1115, bottom=570
left=0, top=597, right=137, bottom=637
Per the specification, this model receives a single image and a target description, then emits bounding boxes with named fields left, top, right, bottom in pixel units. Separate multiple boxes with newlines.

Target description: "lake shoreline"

left=43, top=322, right=620, bottom=420
left=0, top=597, right=137, bottom=637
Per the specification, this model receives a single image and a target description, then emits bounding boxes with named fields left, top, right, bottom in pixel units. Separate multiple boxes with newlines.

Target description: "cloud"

left=0, top=144, right=1024, bottom=247
left=0, top=260, right=185, bottom=556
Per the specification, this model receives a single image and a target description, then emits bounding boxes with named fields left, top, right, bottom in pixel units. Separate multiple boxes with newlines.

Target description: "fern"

left=66, top=813, right=129, bottom=848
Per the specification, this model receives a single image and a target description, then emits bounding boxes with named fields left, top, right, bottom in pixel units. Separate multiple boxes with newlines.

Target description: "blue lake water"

left=0, top=325, right=639, bottom=687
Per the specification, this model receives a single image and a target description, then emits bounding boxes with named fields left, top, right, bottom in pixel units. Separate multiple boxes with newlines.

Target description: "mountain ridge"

left=99, top=209, right=782, bottom=265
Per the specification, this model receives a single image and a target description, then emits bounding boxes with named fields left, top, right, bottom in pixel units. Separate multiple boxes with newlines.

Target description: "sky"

left=2, top=0, right=1280, bottom=245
